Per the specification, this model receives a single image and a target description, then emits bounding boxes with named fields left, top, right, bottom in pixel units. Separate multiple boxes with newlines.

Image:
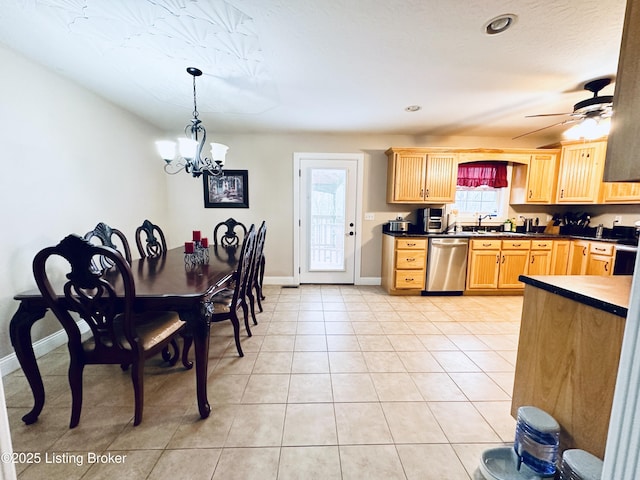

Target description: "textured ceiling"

left=0, top=0, right=628, bottom=140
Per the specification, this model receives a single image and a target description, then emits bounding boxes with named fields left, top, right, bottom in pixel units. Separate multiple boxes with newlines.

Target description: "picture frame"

left=203, top=170, right=249, bottom=208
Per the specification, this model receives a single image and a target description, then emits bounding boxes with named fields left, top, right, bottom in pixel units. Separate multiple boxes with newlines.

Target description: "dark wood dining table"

left=9, top=246, right=238, bottom=425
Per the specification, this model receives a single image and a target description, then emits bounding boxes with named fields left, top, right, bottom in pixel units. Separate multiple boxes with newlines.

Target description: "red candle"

left=201, top=237, right=208, bottom=248
left=192, top=230, right=201, bottom=242
left=185, top=241, right=194, bottom=253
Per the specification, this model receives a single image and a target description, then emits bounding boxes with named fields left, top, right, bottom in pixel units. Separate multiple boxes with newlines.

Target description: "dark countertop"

left=518, top=274, right=631, bottom=317
left=382, top=230, right=638, bottom=250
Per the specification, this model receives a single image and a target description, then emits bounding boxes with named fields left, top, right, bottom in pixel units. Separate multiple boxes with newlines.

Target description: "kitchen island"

left=511, top=274, right=631, bottom=459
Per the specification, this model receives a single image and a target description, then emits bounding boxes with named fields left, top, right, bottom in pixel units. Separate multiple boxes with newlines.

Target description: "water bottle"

left=513, top=406, right=560, bottom=477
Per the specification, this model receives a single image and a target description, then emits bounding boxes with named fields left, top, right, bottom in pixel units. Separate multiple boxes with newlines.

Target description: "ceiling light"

left=405, top=105, right=421, bottom=112
left=484, top=14, right=517, bottom=35
left=563, top=116, right=611, bottom=140
left=156, top=67, right=228, bottom=178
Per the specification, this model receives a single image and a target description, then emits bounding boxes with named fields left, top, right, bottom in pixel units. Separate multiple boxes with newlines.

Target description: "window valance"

left=457, top=161, right=508, bottom=188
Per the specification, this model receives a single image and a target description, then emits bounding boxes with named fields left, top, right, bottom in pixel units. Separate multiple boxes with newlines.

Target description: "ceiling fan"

left=513, top=78, right=614, bottom=139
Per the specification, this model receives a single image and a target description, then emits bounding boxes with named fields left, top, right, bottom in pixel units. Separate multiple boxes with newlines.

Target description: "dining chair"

left=246, top=221, right=267, bottom=325
left=203, top=224, right=257, bottom=355
left=84, top=221, right=132, bottom=267
left=213, top=218, right=247, bottom=248
left=32, top=234, right=190, bottom=428
left=135, top=219, right=167, bottom=258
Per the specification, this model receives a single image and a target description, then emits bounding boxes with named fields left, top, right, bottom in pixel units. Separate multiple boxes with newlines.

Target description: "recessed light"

left=405, top=105, right=421, bottom=112
left=484, top=14, right=517, bottom=35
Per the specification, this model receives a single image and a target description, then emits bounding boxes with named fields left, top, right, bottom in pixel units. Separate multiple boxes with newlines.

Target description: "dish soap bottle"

left=504, top=219, right=512, bottom=232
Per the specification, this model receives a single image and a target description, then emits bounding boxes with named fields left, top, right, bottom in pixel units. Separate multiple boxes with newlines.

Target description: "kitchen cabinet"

left=601, top=182, right=640, bottom=203
left=528, top=240, right=552, bottom=276
left=466, top=239, right=530, bottom=290
left=586, top=242, right=616, bottom=276
left=550, top=240, right=570, bottom=275
left=386, top=148, right=457, bottom=203
left=510, top=152, right=559, bottom=204
left=381, top=235, right=427, bottom=294
left=498, top=240, right=531, bottom=289
left=556, top=140, right=607, bottom=203
left=568, top=239, right=590, bottom=275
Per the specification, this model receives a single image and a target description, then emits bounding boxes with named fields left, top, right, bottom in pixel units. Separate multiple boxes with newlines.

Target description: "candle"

left=185, top=241, right=194, bottom=253
left=201, top=237, right=208, bottom=248
left=192, top=230, right=201, bottom=242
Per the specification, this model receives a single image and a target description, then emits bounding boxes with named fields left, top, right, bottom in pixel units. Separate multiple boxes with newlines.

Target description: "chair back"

left=213, top=218, right=247, bottom=248
left=32, top=234, right=139, bottom=359
left=84, top=222, right=132, bottom=268
left=135, top=219, right=167, bottom=258
left=231, top=224, right=256, bottom=306
left=250, top=221, right=267, bottom=288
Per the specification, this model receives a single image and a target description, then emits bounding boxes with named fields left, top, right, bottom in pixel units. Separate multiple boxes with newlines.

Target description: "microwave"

left=417, top=207, right=445, bottom=233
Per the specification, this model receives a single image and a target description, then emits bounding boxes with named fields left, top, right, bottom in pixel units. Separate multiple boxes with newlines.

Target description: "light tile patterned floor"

left=4, top=285, right=524, bottom=479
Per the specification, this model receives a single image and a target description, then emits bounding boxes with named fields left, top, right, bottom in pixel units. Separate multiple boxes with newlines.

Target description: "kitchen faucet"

left=477, top=214, right=496, bottom=229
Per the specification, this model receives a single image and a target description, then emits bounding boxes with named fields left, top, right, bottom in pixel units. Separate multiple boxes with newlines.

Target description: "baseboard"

left=0, top=322, right=89, bottom=377
left=264, top=276, right=381, bottom=286
left=356, top=277, right=382, bottom=286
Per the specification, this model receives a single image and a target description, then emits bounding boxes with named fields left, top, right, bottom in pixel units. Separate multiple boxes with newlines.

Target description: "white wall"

left=0, top=44, right=168, bottom=360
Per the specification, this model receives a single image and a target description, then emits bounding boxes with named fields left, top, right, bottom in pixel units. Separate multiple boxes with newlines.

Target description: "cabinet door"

left=467, top=250, right=500, bottom=289
left=556, top=142, right=605, bottom=203
left=389, top=153, right=427, bottom=203
left=529, top=250, right=551, bottom=275
left=601, top=182, right=640, bottom=203
left=587, top=254, right=614, bottom=276
left=498, top=250, right=530, bottom=288
left=424, top=154, right=458, bottom=203
left=527, top=153, right=557, bottom=203
left=568, top=240, right=590, bottom=275
left=550, top=240, right=571, bottom=275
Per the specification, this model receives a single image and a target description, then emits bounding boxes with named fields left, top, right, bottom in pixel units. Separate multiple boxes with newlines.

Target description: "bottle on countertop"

left=504, top=219, right=512, bottom=232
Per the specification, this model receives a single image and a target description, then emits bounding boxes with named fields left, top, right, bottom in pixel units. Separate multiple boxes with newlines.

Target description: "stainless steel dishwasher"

left=424, top=237, right=469, bottom=294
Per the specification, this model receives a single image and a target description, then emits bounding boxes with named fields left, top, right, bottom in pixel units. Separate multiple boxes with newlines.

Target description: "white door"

left=295, top=154, right=362, bottom=284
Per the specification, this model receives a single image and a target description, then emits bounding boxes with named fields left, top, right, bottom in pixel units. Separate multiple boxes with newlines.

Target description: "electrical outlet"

left=364, top=212, right=374, bottom=221
left=614, top=216, right=622, bottom=224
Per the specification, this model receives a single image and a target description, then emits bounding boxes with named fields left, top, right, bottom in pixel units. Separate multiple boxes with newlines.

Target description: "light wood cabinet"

left=568, top=239, right=590, bottom=275
left=466, top=239, right=530, bottom=290
left=587, top=242, right=616, bottom=276
left=386, top=149, right=457, bottom=203
left=550, top=240, right=570, bottom=275
left=528, top=240, right=552, bottom=276
left=498, top=240, right=531, bottom=289
left=601, top=182, right=640, bottom=203
left=510, top=152, right=559, bottom=204
left=556, top=141, right=607, bottom=203
left=381, top=235, right=427, bottom=294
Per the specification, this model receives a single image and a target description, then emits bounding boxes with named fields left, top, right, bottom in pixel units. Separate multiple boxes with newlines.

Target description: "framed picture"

left=203, top=170, right=249, bottom=208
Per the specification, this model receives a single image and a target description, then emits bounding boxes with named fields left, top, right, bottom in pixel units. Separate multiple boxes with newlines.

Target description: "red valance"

left=457, top=161, right=508, bottom=188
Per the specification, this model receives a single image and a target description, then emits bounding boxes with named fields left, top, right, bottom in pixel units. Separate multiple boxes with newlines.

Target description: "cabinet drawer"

left=531, top=240, right=552, bottom=250
left=470, top=239, right=501, bottom=250
left=396, top=250, right=426, bottom=269
left=394, top=270, right=425, bottom=289
left=502, top=240, right=531, bottom=250
left=396, top=238, right=426, bottom=250
left=590, top=243, right=614, bottom=256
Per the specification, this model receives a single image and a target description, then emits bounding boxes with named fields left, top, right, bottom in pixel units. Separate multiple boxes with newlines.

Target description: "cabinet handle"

left=512, top=243, right=521, bottom=247
left=595, top=247, right=606, bottom=252
left=420, top=188, right=424, bottom=198
left=560, top=189, right=564, bottom=198
left=531, top=256, right=535, bottom=264
left=405, top=277, right=414, bottom=281
left=529, top=190, right=533, bottom=199
left=605, top=262, right=609, bottom=272
left=501, top=255, right=506, bottom=264
left=538, top=243, right=548, bottom=247
left=482, top=243, right=492, bottom=247
left=406, top=258, right=416, bottom=262
left=496, top=254, right=500, bottom=264
left=407, top=243, right=416, bottom=246
left=425, top=189, right=430, bottom=197
left=582, top=247, right=587, bottom=256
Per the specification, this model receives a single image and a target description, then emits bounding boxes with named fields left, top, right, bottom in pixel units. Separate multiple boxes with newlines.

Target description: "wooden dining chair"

left=84, top=222, right=132, bottom=268
left=246, top=221, right=267, bottom=325
left=203, top=224, right=257, bottom=355
left=135, top=219, right=167, bottom=258
left=213, top=218, right=247, bottom=248
left=32, top=234, right=190, bottom=428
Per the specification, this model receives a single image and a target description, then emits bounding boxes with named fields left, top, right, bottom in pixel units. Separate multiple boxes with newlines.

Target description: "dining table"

left=9, top=246, right=238, bottom=425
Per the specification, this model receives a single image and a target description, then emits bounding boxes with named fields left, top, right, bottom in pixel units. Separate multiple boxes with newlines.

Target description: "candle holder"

left=185, top=239, right=209, bottom=266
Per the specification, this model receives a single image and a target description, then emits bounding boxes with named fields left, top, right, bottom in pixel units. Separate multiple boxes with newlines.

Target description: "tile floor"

left=4, top=285, right=524, bottom=479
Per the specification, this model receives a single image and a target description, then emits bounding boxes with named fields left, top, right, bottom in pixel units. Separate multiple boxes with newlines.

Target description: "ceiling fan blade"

left=512, top=119, right=579, bottom=140
left=525, top=113, right=573, bottom=118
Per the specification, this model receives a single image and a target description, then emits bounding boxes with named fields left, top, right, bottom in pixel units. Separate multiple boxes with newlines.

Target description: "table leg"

left=9, top=301, right=48, bottom=424
left=179, top=309, right=211, bottom=419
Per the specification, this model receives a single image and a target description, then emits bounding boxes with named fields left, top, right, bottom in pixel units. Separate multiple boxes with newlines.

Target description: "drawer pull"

left=405, top=277, right=414, bottom=281
left=512, top=243, right=522, bottom=247
left=595, top=247, right=606, bottom=252
left=406, top=258, right=416, bottom=262
left=483, top=243, right=492, bottom=247
left=407, top=243, right=416, bottom=246
left=538, top=243, right=548, bottom=247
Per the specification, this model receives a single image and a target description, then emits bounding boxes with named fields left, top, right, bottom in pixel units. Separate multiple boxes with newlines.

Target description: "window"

left=454, top=187, right=500, bottom=216
left=452, top=162, right=511, bottom=221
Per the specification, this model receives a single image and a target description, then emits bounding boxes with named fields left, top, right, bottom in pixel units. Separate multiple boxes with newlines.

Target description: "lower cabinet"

left=467, top=239, right=531, bottom=291
left=550, top=240, right=571, bottom=275
left=528, top=240, right=552, bottom=276
left=568, top=239, right=590, bottom=275
left=381, top=235, right=427, bottom=294
left=586, top=242, right=615, bottom=276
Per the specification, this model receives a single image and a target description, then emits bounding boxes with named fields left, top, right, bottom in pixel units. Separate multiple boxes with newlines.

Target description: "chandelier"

left=156, top=67, right=228, bottom=178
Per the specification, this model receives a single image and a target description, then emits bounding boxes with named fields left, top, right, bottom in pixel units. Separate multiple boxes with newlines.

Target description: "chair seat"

left=83, top=311, right=184, bottom=353
left=210, top=288, right=234, bottom=313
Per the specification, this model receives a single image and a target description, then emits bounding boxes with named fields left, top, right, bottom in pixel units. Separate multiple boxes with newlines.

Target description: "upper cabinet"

left=510, top=151, right=559, bottom=204
left=555, top=140, right=607, bottom=203
left=604, top=0, right=640, bottom=182
left=386, top=148, right=457, bottom=204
